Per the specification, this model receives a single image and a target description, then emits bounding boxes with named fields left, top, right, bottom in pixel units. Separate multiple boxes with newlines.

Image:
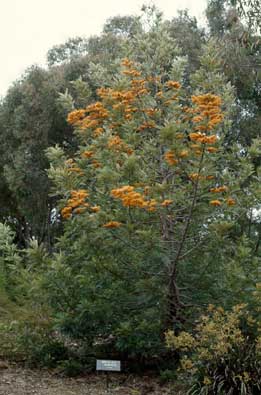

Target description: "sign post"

left=96, top=360, right=121, bottom=392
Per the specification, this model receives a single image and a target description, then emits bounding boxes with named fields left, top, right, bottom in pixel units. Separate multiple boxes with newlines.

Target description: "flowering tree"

left=47, top=56, right=246, bottom=336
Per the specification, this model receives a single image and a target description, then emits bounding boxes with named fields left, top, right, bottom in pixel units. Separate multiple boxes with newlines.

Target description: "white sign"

left=96, top=360, right=121, bottom=372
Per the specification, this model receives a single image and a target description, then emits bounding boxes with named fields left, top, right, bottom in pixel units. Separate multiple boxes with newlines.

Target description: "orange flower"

left=210, top=186, right=228, bottom=193
left=165, top=81, right=181, bottom=89
left=164, top=151, right=178, bottom=166
left=126, top=148, right=134, bottom=155
left=111, top=186, right=134, bottom=198
left=161, top=199, right=173, bottom=207
left=90, top=206, right=100, bottom=212
left=68, top=167, right=84, bottom=174
left=103, top=221, right=122, bottom=228
left=93, top=128, right=104, bottom=137
left=192, top=94, right=222, bottom=107
left=108, top=135, right=124, bottom=149
left=207, top=147, right=218, bottom=153
left=74, top=207, right=86, bottom=214
left=210, top=200, right=222, bottom=206
left=122, top=69, right=141, bottom=77
left=192, top=116, right=204, bottom=123
left=92, top=160, right=102, bottom=168
left=156, top=91, right=163, bottom=98
left=80, top=119, right=99, bottom=129
left=137, top=88, right=149, bottom=95
left=67, top=109, right=86, bottom=125
left=138, top=121, right=156, bottom=131
left=111, top=185, right=157, bottom=210
left=203, top=135, right=218, bottom=144
left=178, top=150, right=189, bottom=158
left=61, top=206, right=72, bottom=218
left=121, top=58, right=134, bottom=68
left=71, top=190, right=88, bottom=199
left=191, top=94, right=223, bottom=131
left=144, top=108, right=158, bottom=117
left=189, top=173, right=201, bottom=181
left=189, top=132, right=218, bottom=144
left=226, top=197, right=236, bottom=206
left=67, top=199, right=81, bottom=208
left=81, top=150, right=94, bottom=158
left=189, top=132, right=205, bottom=141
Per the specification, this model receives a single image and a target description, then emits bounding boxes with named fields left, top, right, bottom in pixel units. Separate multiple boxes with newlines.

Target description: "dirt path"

left=0, top=365, right=183, bottom=395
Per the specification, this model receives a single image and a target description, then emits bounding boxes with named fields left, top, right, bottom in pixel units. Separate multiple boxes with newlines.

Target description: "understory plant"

left=166, top=290, right=261, bottom=394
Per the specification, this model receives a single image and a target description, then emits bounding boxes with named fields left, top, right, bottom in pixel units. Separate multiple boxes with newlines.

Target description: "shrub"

left=0, top=307, right=68, bottom=368
left=166, top=292, right=261, bottom=394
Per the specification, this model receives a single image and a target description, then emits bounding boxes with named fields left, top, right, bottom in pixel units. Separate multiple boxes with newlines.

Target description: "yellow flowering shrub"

left=166, top=297, right=261, bottom=394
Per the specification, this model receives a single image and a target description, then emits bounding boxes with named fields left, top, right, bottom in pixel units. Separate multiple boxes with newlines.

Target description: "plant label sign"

left=96, top=360, right=121, bottom=372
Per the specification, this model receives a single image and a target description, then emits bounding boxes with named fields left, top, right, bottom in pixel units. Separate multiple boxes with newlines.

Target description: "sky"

left=0, top=0, right=207, bottom=96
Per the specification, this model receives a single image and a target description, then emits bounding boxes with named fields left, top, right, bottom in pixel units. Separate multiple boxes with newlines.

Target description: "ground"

left=0, top=363, right=185, bottom=395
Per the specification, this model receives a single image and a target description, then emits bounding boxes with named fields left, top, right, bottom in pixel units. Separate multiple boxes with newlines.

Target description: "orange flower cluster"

left=103, top=221, right=122, bottom=228
left=121, top=58, right=141, bottom=78
left=97, top=86, right=140, bottom=122
left=156, top=91, right=163, bottom=98
left=144, top=108, right=160, bottom=117
left=81, top=102, right=109, bottom=132
left=131, top=78, right=147, bottom=89
left=189, top=132, right=218, bottom=144
left=209, top=186, right=236, bottom=208
left=165, top=81, right=181, bottom=89
left=91, top=159, right=102, bottom=168
left=91, top=206, right=100, bottom=212
left=161, top=199, right=173, bottom=207
left=60, top=206, right=72, bottom=219
left=189, top=173, right=203, bottom=181
left=164, top=96, right=178, bottom=106
left=178, top=150, right=189, bottom=158
left=146, top=76, right=161, bottom=83
left=209, top=197, right=236, bottom=207
left=61, top=189, right=89, bottom=219
left=227, top=197, right=236, bottom=206
left=210, top=199, right=222, bottom=206
left=108, top=135, right=133, bottom=155
left=67, top=101, right=109, bottom=138
left=67, top=109, right=86, bottom=125
left=121, top=58, right=135, bottom=68
left=81, top=150, right=94, bottom=158
left=138, top=121, right=156, bottom=132
left=85, top=101, right=109, bottom=118
left=207, top=147, right=218, bottom=153
left=210, top=186, right=228, bottom=193
left=164, top=151, right=178, bottom=166
left=66, top=159, right=84, bottom=176
left=122, top=69, right=141, bottom=77
left=67, top=61, right=183, bottom=140
left=191, top=94, right=223, bottom=131
left=111, top=185, right=157, bottom=212
left=165, top=148, right=190, bottom=162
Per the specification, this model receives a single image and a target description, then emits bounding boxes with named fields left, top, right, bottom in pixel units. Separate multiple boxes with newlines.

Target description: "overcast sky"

left=0, top=0, right=206, bottom=96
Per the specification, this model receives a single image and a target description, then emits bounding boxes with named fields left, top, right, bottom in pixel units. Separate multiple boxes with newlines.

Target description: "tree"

left=46, top=46, right=259, bottom=360
left=47, top=37, right=89, bottom=67
left=0, top=66, right=72, bottom=245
